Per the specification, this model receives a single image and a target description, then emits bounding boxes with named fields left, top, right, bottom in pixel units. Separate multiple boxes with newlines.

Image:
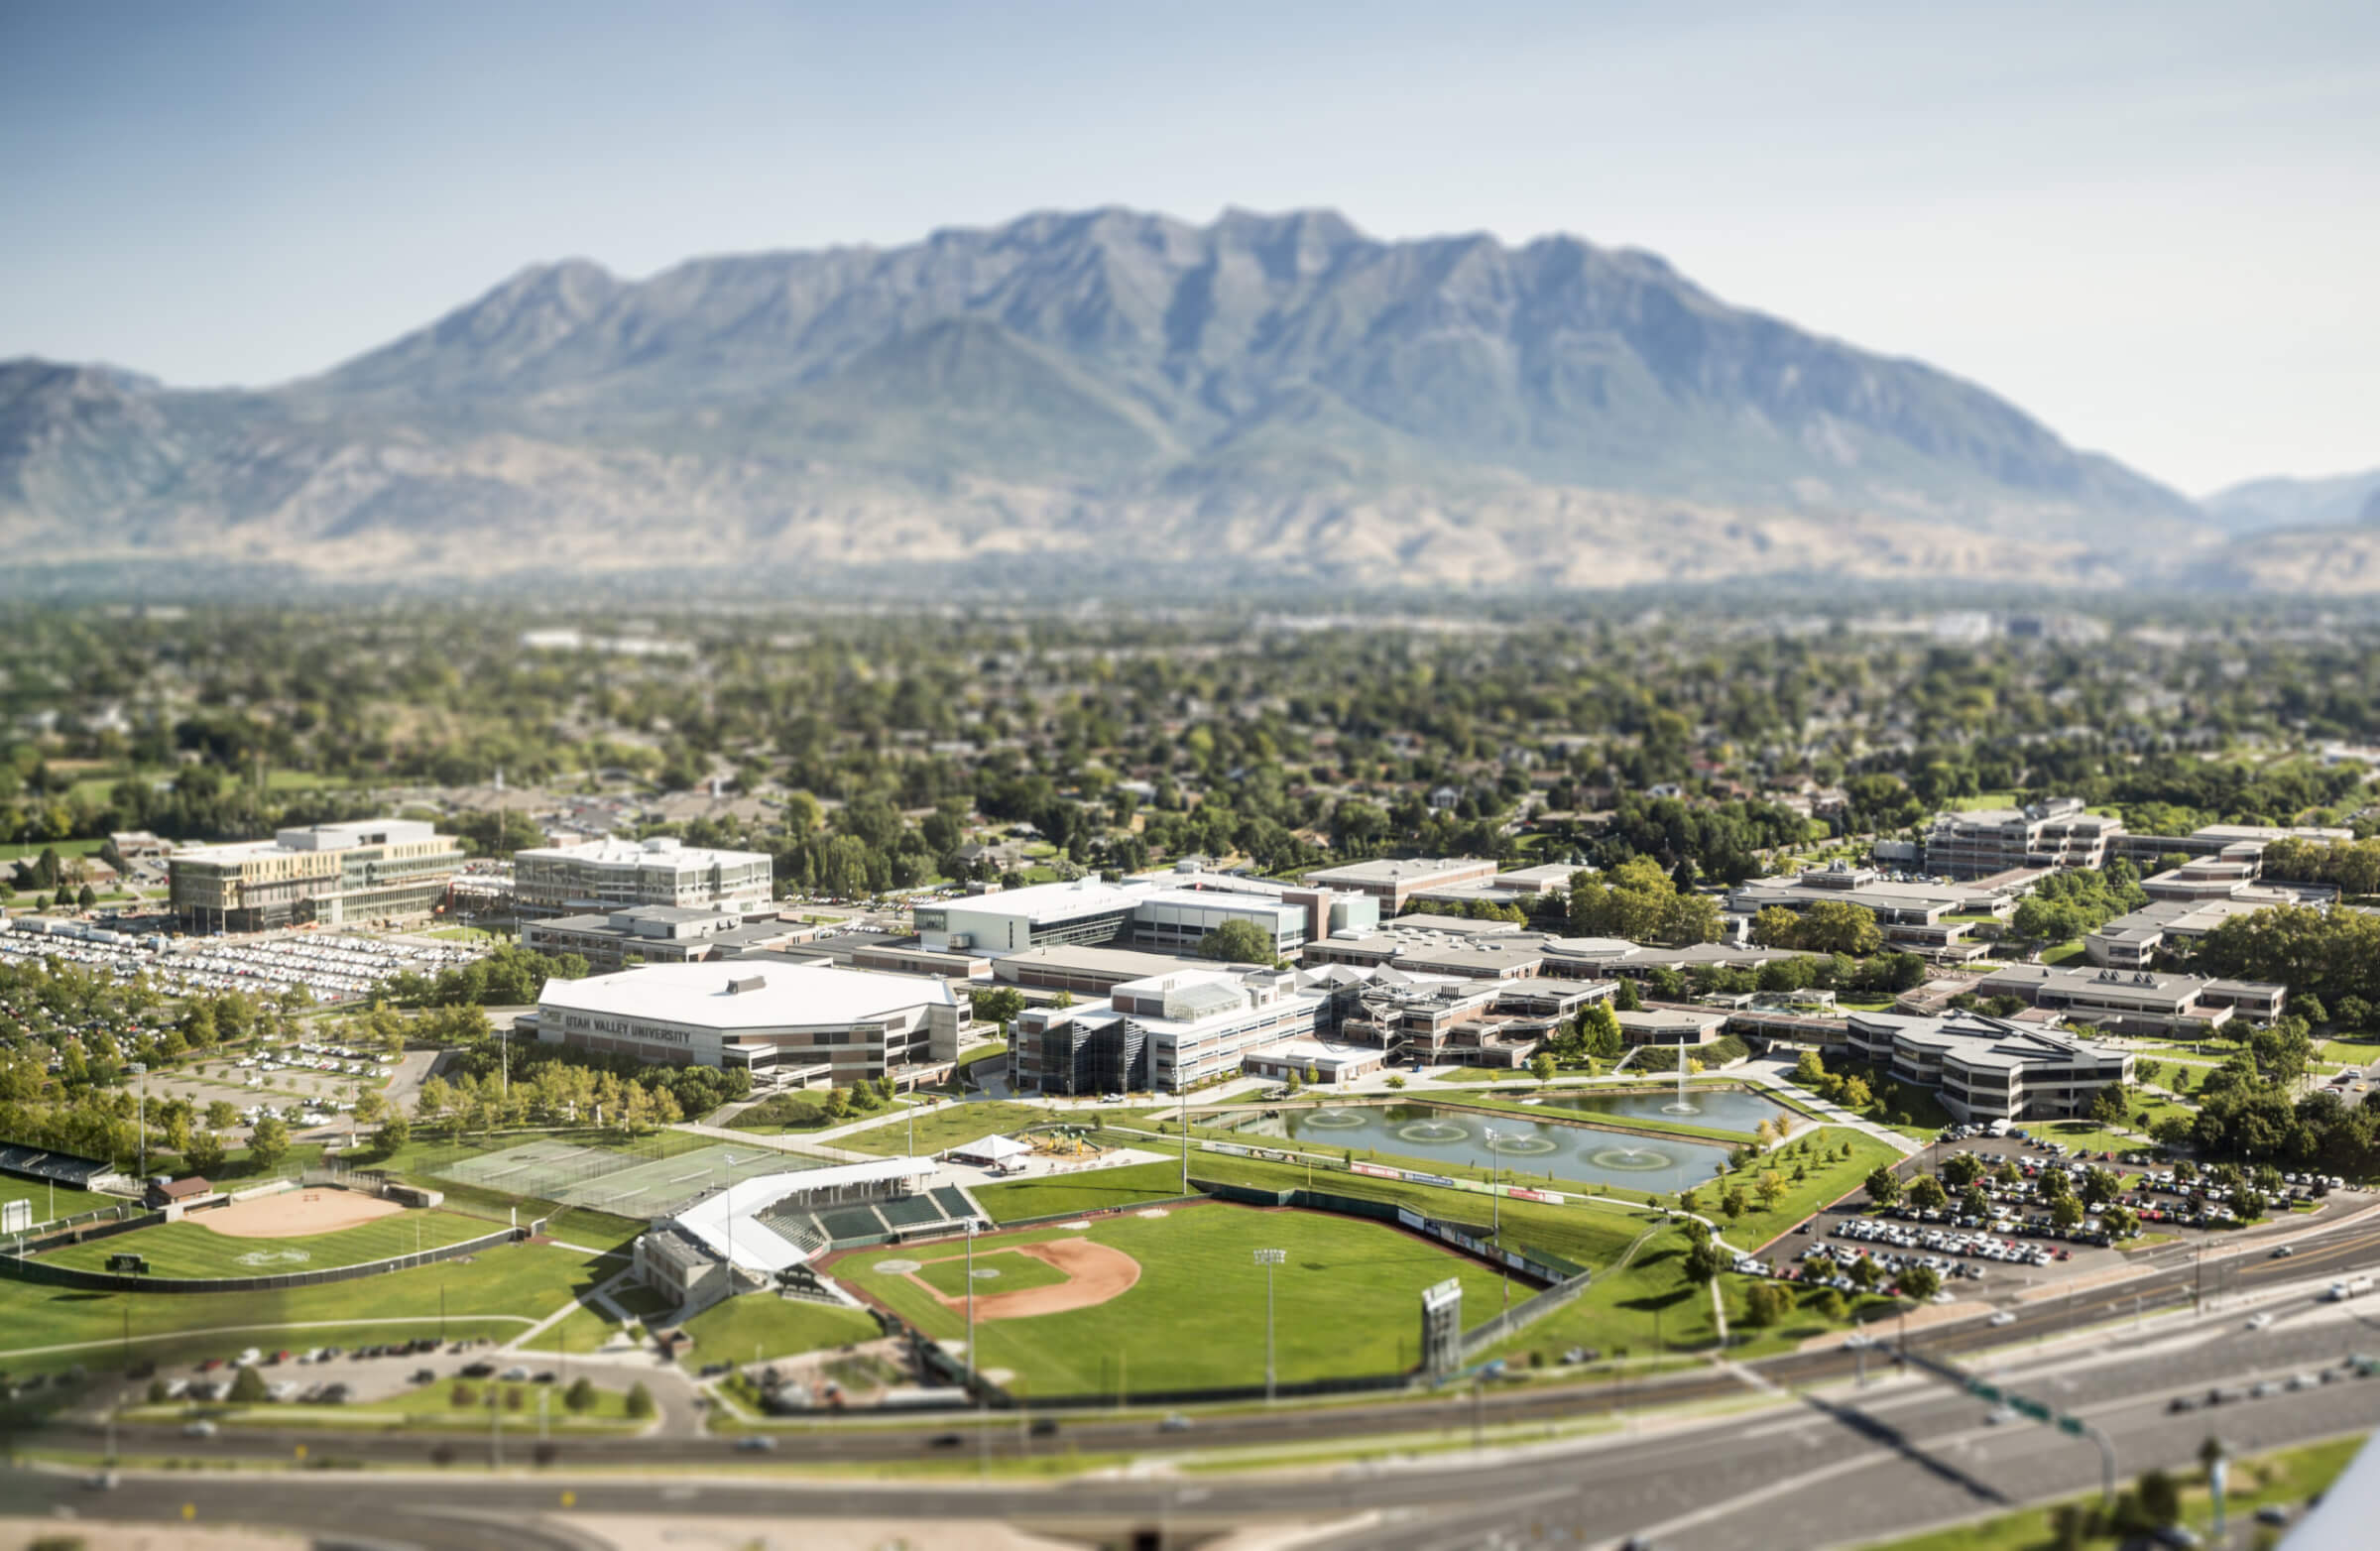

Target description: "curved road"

left=7, top=1218, right=2378, bottom=1549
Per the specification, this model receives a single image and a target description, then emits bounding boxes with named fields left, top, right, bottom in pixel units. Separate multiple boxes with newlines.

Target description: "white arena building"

left=533, top=959, right=962, bottom=1082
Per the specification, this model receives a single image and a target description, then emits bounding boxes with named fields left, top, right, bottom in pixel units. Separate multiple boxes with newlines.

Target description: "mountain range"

left=0, top=207, right=2361, bottom=592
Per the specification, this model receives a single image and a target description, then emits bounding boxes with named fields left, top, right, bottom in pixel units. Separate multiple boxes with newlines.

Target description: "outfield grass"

left=40, top=1207, right=497, bottom=1276
left=975, top=1160, right=1196, bottom=1224
left=1183, top=1150, right=1644, bottom=1271
left=676, top=1292, right=879, bottom=1364
left=0, top=1175, right=122, bottom=1225
left=832, top=1204, right=1508, bottom=1396
left=837, top=1101, right=1053, bottom=1157
left=1850, top=1432, right=2364, bottom=1551
left=912, top=1247, right=1070, bottom=1298
left=0, top=1240, right=601, bottom=1374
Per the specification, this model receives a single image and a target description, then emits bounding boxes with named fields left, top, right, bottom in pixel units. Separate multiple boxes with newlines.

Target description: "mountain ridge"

left=0, top=205, right=2260, bottom=590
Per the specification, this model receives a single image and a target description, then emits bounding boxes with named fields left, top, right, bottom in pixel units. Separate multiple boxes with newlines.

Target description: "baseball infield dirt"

left=197, top=1188, right=407, bottom=1239
left=906, top=1236, right=1140, bottom=1320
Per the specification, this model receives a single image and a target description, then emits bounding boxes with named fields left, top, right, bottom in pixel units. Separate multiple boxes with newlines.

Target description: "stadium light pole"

left=1254, top=1248, right=1286, bottom=1403
left=965, top=1218, right=979, bottom=1392
left=1179, top=1081, right=1189, bottom=1193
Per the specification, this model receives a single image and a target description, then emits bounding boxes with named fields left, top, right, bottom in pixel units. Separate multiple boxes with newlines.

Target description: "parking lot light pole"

left=1255, top=1249, right=1286, bottom=1403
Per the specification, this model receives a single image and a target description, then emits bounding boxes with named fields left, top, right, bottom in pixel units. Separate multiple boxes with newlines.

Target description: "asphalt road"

left=49, top=1208, right=2380, bottom=1475
left=5, top=1215, right=2377, bottom=1550
left=8, top=1308, right=2376, bottom=1551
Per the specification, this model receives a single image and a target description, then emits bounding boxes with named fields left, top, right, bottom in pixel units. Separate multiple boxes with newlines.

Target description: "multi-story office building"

left=169, top=819, right=464, bottom=934
left=1842, top=1011, right=2129, bottom=1123
left=520, top=905, right=809, bottom=972
left=1922, top=799, right=2125, bottom=880
left=918, top=872, right=1364, bottom=960
left=1727, top=863, right=2005, bottom=957
left=1969, top=964, right=2286, bottom=1038
left=2082, top=857, right=2331, bottom=969
left=513, top=837, right=773, bottom=919
left=1125, top=887, right=1309, bottom=958
left=1011, top=965, right=1329, bottom=1095
left=914, top=878, right=1148, bottom=954
left=1301, top=857, right=1499, bottom=914
left=533, top=960, right=961, bottom=1083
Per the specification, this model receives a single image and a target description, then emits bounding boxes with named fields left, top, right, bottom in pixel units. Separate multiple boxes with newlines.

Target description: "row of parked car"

left=1829, top=1216, right=2060, bottom=1267
left=1799, top=1243, right=1985, bottom=1287
left=1868, top=1201, right=2111, bottom=1251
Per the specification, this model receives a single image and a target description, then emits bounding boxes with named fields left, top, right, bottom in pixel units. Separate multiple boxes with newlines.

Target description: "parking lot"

left=1748, top=1128, right=2368, bottom=1304
left=2, top=921, right=487, bottom=1007
left=131, top=1033, right=401, bottom=1135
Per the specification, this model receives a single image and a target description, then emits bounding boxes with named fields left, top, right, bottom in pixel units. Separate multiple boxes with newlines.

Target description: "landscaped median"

left=137, top=1375, right=653, bottom=1432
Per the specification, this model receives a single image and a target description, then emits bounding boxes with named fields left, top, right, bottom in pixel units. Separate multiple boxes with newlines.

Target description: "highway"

left=2, top=1216, right=2376, bottom=1549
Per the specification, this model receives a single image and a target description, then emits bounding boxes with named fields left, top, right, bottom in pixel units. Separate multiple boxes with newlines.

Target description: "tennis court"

left=438, top=1138, right=824, bottom=1217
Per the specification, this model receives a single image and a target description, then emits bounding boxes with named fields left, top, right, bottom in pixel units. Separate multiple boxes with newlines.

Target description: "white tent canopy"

left=947, top=1133, right=1032, bottom=1164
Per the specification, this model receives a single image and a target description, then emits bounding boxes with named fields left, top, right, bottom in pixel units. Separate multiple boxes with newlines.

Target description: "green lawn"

left=676, top=1292, right=880, bottom=1365
left=912, top=1246, right=1071, bottom=1298
left=0, top=837, right=110, bottom=861
left=0, top=1239, right=602, bottom=1375
left=837, top=1101, right=1053, bottom=1158
left=830, top=1204, right=1508, bottom=1396
left=40, top=1207, right=497, bottom=1277
left=1485, top=1224, right=1895, bottom=1365
left=1711, top=1132, right=1905, bottom=1252
left=1851, top=1432, right=2364, bottom=1551
left=2040, top=938, right=2087, bottom=966
left=516, top=1301, right=624, bottom=1357
left=975, top=1160, right=1196, bottom=1224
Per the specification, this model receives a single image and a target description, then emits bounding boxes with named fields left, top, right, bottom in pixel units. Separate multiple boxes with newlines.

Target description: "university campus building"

left=1842, top=1011, right=2131, bottom=1124
left=512, top=836, right=773, bottom=919
left=531, top=959, right=962, bottom=1084
left=167, top=819, right=464, bottom=934
left=1967, top=964, right=2286, bottom=1039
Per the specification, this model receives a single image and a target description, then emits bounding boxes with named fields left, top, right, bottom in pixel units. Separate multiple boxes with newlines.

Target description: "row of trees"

left=1566, top=859, right=1724, bottom=945
left=2193, top=905, right=2380, bottom=1007
left=1749, top=900, right=1882, bottom=956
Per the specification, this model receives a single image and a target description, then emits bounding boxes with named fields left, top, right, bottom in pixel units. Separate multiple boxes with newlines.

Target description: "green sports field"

left=830, top=1202, right=1507, bottom=1397
left=0, top=1239, right=604, bottom=1376
left=911, top=1246, right=1070, bottom=1298
left=38, top=1208, right=498, bottom=1277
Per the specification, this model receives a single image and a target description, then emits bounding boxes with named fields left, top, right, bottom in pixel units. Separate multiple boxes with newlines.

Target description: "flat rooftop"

left=937, top=878, right=1149, bottom=924
left=536, top=959, right=954, bottom=1029
left=1305, top=857, right=1494, bottom=887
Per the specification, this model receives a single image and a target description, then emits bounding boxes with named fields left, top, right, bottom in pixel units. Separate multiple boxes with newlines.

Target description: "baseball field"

left=828, top=1201, right=1508, bottom=1397
left=39, top=1202, right=500, bottom=1277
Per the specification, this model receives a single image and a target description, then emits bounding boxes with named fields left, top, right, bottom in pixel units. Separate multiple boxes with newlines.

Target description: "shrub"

left=625, top=1381, right=654, bottom=1419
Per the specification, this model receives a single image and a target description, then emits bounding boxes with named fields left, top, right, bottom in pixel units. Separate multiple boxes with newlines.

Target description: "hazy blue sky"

left=2, top=0, right=2372, bottom=493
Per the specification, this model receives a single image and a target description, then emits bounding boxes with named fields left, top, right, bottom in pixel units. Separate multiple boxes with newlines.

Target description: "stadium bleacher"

left=877, top=1195, right=945, bottom=1230
left=929, top=1186, right=977, bottom=1221
left=0, top=1143, right=118, bottom=1187
left=815, top=1205, right=891, bottom=1244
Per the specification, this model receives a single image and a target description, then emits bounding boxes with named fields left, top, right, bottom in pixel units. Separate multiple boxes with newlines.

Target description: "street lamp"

left=1254, top=1248, right=1286, bottom=1403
